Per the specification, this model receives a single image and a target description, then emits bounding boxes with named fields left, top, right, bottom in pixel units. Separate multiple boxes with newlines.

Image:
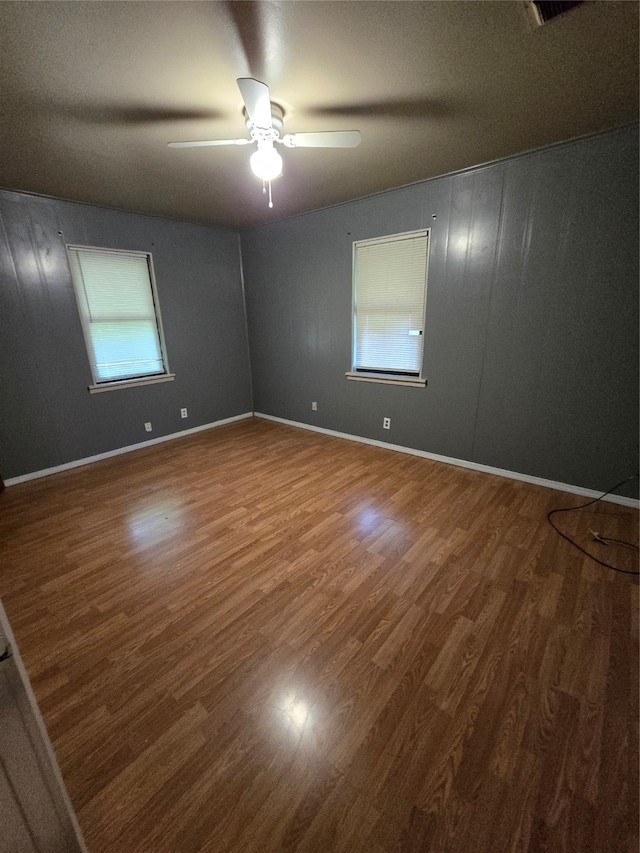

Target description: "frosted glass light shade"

left=250, top=145, right=283, bottom=181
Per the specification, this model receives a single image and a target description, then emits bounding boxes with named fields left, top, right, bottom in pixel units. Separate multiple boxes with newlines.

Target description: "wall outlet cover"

left=312, top=402, right=318, bottom=411
left=144, top=422, right=152, bottom=432
left=383, top=417, right=391, bottom=429
left=181, top=408, right=188, bottom=418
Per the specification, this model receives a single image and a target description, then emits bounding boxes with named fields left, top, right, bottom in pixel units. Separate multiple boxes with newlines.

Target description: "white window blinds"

left=353, top=230, right=429, bottom=374
left=68, top=246, right=167, bottom=383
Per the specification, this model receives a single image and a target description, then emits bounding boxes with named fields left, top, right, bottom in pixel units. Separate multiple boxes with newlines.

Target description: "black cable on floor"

left=547, top=474, right=639, bottom=576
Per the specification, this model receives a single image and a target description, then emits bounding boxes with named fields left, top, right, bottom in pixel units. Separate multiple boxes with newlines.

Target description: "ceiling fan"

left=168, top=78, right=362, bottom=208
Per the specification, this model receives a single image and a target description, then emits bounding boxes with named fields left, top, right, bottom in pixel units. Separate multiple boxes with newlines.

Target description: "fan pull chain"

left=268, top=181, right=273, bottom=209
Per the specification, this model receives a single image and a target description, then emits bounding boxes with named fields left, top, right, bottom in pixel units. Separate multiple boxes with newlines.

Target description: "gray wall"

left=241, top=125, right=639, bottom=497
left=2, top=127, right=637, bottom=494
left=0, top=191, right=252, bottom=479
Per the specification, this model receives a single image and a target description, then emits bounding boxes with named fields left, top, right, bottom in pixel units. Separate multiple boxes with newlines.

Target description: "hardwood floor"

left=0, top=417, right=637, bottom=853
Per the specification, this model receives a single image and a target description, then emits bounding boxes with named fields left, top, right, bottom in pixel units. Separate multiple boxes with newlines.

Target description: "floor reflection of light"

left=281, top=693, right=311, bottom=732
left=358, top=507, right=379, bottom=534
left=127, top=498, right=185, bottom=547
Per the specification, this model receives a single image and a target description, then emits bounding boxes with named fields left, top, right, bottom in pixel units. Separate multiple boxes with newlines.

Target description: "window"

left=348, top=229, right=429, bottom=386
left=68, top=246, right=173, bottom=392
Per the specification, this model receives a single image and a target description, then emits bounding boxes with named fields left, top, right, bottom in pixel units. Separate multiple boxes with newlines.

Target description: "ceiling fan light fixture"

left=250, top=144, right=283, bottom=181
left=169, top=78, right=361, bottom=207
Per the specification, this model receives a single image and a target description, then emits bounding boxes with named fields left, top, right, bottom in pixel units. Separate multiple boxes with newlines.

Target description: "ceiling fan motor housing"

left=244, top=102, right=285, bottom=142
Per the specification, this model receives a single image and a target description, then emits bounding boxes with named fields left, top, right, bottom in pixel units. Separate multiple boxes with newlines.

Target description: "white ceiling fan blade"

left=168, top=138, right=251, bottom=148
left=237, top=78, right=273, bottom=130
left=282, top=131, right=362, bottom=148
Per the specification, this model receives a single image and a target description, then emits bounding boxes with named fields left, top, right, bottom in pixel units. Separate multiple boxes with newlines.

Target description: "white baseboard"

left=4, top=412, right=254, bottom=486
left=254, top=412, right=639, bottom=509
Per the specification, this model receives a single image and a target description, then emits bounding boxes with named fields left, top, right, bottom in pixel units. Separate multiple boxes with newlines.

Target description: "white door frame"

left=0, top=598, right=88, bottom=853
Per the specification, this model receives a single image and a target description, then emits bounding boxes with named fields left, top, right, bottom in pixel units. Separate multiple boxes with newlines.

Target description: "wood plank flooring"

left=0, top=417, right=637, bottom=853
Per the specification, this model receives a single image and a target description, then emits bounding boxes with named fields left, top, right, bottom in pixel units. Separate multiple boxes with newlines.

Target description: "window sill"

left=345, top=371, right=427, bottom=388
left=88, top=374, right=175, bottom=394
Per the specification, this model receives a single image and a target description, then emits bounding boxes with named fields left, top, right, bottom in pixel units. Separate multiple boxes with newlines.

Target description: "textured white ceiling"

left=0, top=1, right=637, bottom=229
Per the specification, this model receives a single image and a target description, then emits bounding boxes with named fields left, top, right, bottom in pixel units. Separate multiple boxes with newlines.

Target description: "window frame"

left=347, top=228, right=430, bottom=388
left=67, top=244, right=174, bottom=393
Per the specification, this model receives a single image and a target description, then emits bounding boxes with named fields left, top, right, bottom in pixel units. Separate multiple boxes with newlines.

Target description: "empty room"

left=0, top=2, right=638, bottom=852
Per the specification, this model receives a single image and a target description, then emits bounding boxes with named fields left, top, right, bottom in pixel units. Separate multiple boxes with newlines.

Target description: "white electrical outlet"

left=312, top=402, right=318, bottom=411
left=181, top=408, right=188, bottom=418
left=383, top=417, right=391, bottom=429
left=144, top=422, right=152, bottom=432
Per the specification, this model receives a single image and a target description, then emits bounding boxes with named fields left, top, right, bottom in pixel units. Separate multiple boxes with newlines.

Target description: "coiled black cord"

left=547, top=474, right=639, bottom=576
